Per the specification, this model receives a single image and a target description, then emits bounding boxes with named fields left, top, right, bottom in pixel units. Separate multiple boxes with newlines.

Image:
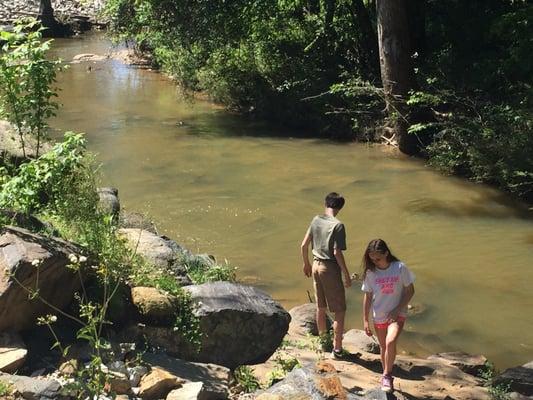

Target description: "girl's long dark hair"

left=362, top=239, right=399, bottom=279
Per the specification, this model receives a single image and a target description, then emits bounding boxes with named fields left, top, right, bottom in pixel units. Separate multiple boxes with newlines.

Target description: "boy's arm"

left=363, top=291, right=373, bottom=336
left=334, top=248, right=352, bottom=288
left=300, top=230, right=312, bottom=277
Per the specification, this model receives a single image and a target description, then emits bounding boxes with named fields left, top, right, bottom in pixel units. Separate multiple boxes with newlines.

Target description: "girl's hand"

left=364, top=320, right=372, bottom=336
left=387, top=307, right=400, bottom=322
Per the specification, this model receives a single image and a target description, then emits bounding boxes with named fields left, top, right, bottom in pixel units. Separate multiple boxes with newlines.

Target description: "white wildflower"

left=68, top=254, right=78, bottom=263
left=31, top=259, right=41, bottom=266
left=79, top=256, right=87, bottom=263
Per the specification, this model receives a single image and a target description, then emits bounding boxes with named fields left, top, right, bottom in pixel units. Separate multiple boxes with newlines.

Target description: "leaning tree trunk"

left=376, top=0, right=418, bottom=155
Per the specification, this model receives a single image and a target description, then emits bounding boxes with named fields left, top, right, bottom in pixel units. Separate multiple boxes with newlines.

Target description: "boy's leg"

left=316, top=307, right=327, bottom=334
left=374, top=326, right=387, bottom=372
left=333, top=310, right=345, bottom=350
left=384, top=321, right=404, bottom=375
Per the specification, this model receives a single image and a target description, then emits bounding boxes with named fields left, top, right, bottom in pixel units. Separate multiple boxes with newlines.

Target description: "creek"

left=49, top=32, right=533, bottom=369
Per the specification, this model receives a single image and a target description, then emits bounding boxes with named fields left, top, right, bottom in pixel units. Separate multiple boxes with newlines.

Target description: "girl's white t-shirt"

left=361, top=261, right=415, bottom=323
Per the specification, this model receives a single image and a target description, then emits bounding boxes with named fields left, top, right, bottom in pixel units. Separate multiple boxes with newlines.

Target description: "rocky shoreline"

left=0, top=0, right=105, bottom=32
left=0, top=183, right=531, bottom=399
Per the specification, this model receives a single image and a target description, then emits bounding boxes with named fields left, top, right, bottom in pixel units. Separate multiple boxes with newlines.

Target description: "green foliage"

left=0, top=381, right=12, bottom=396
left=480, top=362, right=512, bottom=400
left=409, top=87, right=533, bottom=200
left=141, top=273, right=203, bottom=352
left=0, top=19, right=61, bottom=158
left=234, top=365, right=261, bottom=393
left=0, top=132, right=86, bottom=215
left=265, top=355, right=301, bottom=387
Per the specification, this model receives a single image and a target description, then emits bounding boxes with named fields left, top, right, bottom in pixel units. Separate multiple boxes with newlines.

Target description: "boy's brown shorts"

left=312, top=259, right=346, bottom=312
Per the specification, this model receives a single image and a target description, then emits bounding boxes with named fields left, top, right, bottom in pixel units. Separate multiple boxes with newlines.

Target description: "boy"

left=300, top=192, right=352, bottom=358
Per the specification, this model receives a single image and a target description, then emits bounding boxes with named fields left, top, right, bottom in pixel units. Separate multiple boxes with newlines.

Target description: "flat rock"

left=138, top=367, right=183, bottom=400
left=0, top=373, right=62, bottom=400
left=143, top=352, right=230, bottom=400
left=0, top=332, right=27, bottom=373
left=343, top=329, right=380, bottom=354
left=71, top=53, right=108, bottom=62
left=167, top=381, right=206, bottom=400
left=427, top=352, right=487, bottom=376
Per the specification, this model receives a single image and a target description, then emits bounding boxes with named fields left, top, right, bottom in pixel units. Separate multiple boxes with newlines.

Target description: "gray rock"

left=118, top=229, right=190, bottom=283
left=494, top=361, right=533, bottom=396
left=259, top=366, right=358, bottom=400
left=360, top=387, right=409, bottom=399
left=0, top=331, right=27, bottom=373
left=143, top=353, right=230, bottom=400
left=119, top=211, right=158, bottom=234
left=0, top=226, right=84, bottom=332
left=97, top=187, right=120, bottom=217
left=343, top=329, right=380, bottom=354
left=288, top=303, right=332, bottom=336
left=427, top=352, right=487, bottom=376
left=183, top=282, right=291, bottom=368
left=0, top=373, right=64, bottom=400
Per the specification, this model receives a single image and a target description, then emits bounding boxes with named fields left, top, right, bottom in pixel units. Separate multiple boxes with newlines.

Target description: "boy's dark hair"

left=325, top=192, right=345, bottom=210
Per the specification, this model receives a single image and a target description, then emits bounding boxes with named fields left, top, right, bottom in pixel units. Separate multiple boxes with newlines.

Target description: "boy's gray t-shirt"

left=307, top=215, right=347, bottom=261
left=361, top=261, right=415, bottom=323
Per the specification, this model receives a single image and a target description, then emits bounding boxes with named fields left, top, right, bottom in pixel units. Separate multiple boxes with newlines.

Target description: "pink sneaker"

left=381, top=374, right=394, bottom=392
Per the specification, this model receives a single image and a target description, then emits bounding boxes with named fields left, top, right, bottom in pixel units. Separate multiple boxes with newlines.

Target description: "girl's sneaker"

left=381, top=374, right=394, bottom=392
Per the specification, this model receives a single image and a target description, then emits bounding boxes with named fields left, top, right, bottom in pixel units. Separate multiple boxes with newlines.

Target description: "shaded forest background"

left=103, top=0, right=532, bottom=202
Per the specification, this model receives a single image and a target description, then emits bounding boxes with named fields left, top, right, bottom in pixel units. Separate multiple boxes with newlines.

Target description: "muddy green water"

left=49, top=33, right=533, bottom=369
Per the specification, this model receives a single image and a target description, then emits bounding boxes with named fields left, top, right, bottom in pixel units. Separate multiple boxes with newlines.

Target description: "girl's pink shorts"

left=374, top=316, right=406, bottom=329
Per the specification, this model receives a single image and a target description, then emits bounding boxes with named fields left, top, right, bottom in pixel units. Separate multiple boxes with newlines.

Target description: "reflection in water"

left=48, top=33, right=533, bottom=369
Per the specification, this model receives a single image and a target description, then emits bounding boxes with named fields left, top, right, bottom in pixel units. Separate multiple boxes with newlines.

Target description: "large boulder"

left=0, top=226, right=84, bottom=332
left=494, top=361, right=533, bottom=396
left=183, top=282, right=291, bottom=369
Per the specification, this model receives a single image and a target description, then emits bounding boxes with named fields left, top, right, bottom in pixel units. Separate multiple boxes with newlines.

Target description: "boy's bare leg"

left=384, top=321, right=404, bottom=375
left=316, top=307, right=327, bottom=334
left=333, top=310, right=345, bottom=350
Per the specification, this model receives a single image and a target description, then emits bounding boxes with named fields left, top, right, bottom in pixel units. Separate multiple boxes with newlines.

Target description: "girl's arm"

left=363, top=291, right=373, bottom=336
left=389, top=284, right=415, bottom=321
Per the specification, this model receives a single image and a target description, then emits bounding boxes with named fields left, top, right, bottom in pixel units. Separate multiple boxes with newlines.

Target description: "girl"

left=361, top=239, right=415, bottom=393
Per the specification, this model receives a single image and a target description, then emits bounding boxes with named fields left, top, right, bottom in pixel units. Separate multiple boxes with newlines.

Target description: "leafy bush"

left=0, top=19, right=61, bottom=158
left=234, top=365, right=261, bottom=393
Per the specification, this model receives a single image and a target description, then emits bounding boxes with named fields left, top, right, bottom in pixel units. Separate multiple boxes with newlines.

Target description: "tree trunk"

left=376, top=0, right=418, bottom=155
left=39, top=0, right=56, bottom=28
